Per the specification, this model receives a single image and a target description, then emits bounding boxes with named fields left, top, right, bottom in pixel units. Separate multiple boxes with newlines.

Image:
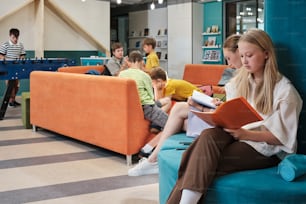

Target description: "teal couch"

left=158, top=133, right=306, bottom=204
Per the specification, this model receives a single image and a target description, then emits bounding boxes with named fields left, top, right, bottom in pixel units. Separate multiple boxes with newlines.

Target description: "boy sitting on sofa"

left=134, top=67, right=204, bottom=158
left=119, top=51, right=168, bottom=135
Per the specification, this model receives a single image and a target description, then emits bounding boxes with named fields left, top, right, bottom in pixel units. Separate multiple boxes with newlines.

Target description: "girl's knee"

left=199, top=128, right=227, bottom=141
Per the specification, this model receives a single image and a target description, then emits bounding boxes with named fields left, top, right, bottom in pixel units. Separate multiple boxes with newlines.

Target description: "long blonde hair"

left=232, top=29, right=281, bottom=114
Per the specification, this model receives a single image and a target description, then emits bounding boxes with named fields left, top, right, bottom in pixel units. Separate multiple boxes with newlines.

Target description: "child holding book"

left=167, top=29, right=302, bottom=204
left=142, top=37, right=159, bottom=72
left=136, top=67, right=204, bottom=158
left=150, top=67, right=203, bottom=112
left=118, top=51, right=168, bottom=135
left=128, top=34, right=242, bottom=176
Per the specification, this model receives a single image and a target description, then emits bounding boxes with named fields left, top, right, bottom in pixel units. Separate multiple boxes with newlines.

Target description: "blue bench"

left=158, top=133, right=306, bottom=204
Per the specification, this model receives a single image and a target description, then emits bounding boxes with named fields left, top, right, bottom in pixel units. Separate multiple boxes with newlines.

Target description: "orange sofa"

left=183, top=64, right=228, bottom=94
left=30, top=68, right=154, bottom=165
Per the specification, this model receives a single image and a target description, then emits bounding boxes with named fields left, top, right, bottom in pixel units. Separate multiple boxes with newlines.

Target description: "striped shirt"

left=0, top=40, right=26, bottom=60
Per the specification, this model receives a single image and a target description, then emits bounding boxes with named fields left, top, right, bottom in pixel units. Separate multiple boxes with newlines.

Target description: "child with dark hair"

left=119, top=51, right=168, bottom=136
left=106, top=42, right=129, bottom=76
left=0, top=28, right=26, bottom=107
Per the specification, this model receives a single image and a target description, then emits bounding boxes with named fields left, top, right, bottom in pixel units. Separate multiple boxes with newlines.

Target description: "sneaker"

left=13, top=101, right=21, bottom=106
left=8, top=102, right=15, bottom=107
left=138, top=149, right=152, bottom=158
left=128, top=158, right=159, bottom=176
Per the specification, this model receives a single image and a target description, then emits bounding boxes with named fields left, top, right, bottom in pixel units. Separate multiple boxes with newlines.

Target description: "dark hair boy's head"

left=9, top=28, right=20, bottom=38
left=111, top=42, right=123, bottom=52
left=128, top=51, right=143, bottom=63
left=142, top=37, right=156, bottom=49
left=150, top=67, right=167, bottom=81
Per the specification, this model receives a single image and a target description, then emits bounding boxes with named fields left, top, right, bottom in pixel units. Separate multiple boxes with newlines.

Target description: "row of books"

left=130, top=28, right=168, bottom=37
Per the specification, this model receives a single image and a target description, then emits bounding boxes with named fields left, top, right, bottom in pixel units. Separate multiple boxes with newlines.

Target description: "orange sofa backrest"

left=30, top=71, right=150, bottom=156
left=57, top=65, right=104, bottom=74
left=183, top=64, right=228, bottom=86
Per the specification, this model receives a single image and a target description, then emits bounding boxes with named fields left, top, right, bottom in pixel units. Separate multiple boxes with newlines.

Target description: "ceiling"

left=97, top=0, right=154, bottom=8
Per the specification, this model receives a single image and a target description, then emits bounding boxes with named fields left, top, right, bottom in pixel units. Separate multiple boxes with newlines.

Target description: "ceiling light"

left=117, top=0, right=122, bottom=4
left=150, top=1, right=155, bottom=10
left=158, top=0, right=163, bottom=4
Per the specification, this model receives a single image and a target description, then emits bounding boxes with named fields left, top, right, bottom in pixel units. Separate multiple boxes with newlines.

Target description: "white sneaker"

left=128, top=158, right=159, bottom=176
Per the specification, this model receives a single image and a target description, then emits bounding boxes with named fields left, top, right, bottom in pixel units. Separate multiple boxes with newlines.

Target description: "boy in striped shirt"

left=0, top=28, right=26, bottom=107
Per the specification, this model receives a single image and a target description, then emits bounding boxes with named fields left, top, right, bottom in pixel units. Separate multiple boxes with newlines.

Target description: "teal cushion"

left=158, top=133, right=306, bottom=204
left=278, top=154, right=306, bottom=182
left=160, top=132, right=194, bottom=151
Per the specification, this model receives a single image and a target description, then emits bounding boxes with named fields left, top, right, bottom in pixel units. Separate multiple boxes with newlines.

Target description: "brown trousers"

left=167, top=127, right=280, bottom=204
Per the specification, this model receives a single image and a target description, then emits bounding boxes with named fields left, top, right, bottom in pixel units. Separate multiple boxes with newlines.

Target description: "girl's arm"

left=224, top=128, right=282, bottom=145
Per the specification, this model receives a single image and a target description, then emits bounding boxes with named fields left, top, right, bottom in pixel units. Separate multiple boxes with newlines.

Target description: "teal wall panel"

left=265, top=0, right=306, bottom=154
left=203, top=2, right=223, bottom=64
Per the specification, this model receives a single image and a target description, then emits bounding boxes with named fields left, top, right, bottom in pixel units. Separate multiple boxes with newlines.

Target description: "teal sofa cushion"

left=158, top=133, right=306, bottom=204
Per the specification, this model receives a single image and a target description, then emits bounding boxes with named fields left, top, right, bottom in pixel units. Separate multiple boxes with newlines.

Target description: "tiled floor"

left=0, top=100, right=159, bottom=204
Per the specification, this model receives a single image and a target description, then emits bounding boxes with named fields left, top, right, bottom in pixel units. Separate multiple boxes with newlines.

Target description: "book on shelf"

left=211, top=25, right=219, bottom=33
left=191, top=93, right=263, bottom=129
left=135, top=41, right=141, bottom=48
left=162, top=40, right=168, bottom=47
left=207, top=36, right=216, bottom=46
left=144, top=28, right=149, bottom=36
left=203, top=50, right=221, bottom=61
left=157, top=40, right=162, bottom=48
left=156, top=52, right=161, bottom=59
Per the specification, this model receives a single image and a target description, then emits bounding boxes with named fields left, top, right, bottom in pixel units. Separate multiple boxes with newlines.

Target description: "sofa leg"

left=32, top=125, right=37, bottom=132
left=126, top=155, right=132, bottom=166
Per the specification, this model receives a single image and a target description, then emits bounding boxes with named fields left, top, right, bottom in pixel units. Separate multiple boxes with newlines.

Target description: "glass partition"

left=225, top=0, right=264, bottom=36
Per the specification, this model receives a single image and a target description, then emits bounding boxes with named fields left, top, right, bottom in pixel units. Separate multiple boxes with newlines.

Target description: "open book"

left=191, top=90, right=216, bottom=109
left=190, top=97, right=263, bottom=129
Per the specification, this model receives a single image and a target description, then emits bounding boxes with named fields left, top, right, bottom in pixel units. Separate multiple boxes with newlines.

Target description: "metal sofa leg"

left=126, top=155, right=132, bottom=166
left=32, top=125, right=37, bottom=132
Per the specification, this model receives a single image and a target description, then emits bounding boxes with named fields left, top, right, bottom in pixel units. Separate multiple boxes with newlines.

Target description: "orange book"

left=191, top=97, right=263, bottom=129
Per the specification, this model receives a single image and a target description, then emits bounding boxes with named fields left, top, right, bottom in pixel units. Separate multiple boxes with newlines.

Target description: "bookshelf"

left=202, top=31, right=222, bottom=63
left=128, top=9, right=168, bottom=70
left=202, top=1, right=223, bottom=64
left=155, top=34, right=168, bottom=64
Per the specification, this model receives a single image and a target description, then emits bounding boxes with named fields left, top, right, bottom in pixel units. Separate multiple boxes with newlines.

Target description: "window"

left=225, top=0, right=264, bottom=36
